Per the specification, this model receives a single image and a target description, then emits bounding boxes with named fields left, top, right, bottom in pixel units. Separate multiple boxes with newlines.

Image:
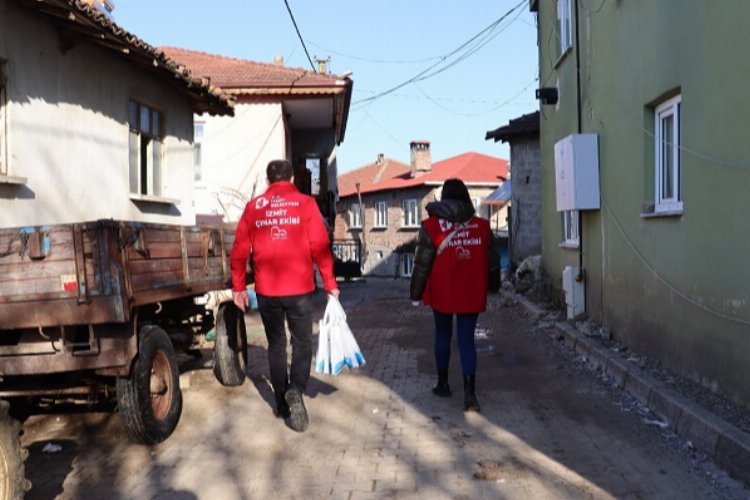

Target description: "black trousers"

left=256, top=292, right=314, bottom=405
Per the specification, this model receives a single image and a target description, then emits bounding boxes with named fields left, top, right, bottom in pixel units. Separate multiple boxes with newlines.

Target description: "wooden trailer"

left=0, top=219, right=248, bottom=493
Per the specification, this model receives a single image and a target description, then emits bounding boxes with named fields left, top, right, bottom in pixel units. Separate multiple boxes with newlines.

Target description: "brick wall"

left=335, top=183, right=503, bottom=277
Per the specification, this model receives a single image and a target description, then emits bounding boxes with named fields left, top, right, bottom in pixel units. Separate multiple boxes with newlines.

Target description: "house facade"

left=533, top=0, right=750, bottom=408
left=486, top=111, right=541, bottom=268
left=160, top=48, right=353, bottom=226
left=335, top=142, right=508, bottom=278
left=0, top=0, right=231, bottom=228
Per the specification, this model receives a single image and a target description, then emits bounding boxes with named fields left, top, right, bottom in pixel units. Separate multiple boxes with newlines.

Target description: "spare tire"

left=213, top=302, right=248, bottom=386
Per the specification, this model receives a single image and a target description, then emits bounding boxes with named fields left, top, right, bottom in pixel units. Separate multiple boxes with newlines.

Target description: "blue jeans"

left=432, top=310, right=478, bottom=376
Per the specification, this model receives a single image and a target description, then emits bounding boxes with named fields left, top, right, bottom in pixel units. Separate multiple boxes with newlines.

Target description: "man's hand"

left=327, top=288, right=340, bottom=300
left=233, top=290, right=249, bottom=312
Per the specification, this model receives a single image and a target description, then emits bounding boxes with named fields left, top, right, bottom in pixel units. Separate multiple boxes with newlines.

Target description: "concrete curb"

left=553, top=321, right=750, bottom=487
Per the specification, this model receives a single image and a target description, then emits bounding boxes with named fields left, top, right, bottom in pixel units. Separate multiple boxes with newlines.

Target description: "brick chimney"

left=410, top=140, right=431, bottom=178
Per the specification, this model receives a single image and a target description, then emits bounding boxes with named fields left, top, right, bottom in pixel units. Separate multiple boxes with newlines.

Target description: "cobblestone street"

left=21, top=279, right=750, bottom=499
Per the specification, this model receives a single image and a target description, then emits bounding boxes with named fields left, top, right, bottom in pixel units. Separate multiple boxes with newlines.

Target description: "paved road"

left=21, top=279, right=750, bottom=499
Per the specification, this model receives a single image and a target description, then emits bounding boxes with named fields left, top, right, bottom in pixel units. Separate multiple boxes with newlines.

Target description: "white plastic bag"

left=314, top=313, right=332, bottom=374
left=314, top=296, right=365, bottom=375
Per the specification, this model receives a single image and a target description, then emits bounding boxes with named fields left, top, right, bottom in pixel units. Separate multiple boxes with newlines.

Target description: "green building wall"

left=536, top=1, right=750, bottom=407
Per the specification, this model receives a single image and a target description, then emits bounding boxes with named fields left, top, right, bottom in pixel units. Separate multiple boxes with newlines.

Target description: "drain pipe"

left=573, top=0, right=586, bottom=301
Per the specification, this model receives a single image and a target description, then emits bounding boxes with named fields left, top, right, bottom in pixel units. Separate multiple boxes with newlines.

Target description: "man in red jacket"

left=231, top=159, right=339, bottom=432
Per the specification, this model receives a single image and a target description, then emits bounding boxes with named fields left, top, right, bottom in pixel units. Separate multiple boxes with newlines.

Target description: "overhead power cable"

left=283, top=0, right=316, bottom=72
left=352, top=0, right=526, bottom=108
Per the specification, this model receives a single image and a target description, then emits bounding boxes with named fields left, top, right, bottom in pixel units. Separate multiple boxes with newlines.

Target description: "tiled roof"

left=160, top=47, right=349, bottom=92
left=14, top=0, right=233, bottom=115
left=338, top=158, right=411, bottom=198
left=485, top=111, right=540, bottom=143
left=339, top=152, right=508, bottom=198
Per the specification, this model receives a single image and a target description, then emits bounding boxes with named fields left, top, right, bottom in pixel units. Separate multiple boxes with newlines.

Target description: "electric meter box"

left=554, top=134, right=600, bottom=212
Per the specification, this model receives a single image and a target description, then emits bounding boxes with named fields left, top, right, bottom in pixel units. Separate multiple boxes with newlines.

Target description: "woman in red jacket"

left=410, top=179, right=499, bottom=412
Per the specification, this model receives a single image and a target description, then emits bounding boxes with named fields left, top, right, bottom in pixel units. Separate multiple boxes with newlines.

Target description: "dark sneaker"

left=276, top=400, right=291, bottom=419
left=285, top=388, right=309, bottom=432
left=464, top=394, right=481, bottom=413
left=432, top=382, right=452, bottom=398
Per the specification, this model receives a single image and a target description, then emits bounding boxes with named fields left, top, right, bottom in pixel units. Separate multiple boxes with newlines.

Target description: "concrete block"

left=623, top=369, right=653, bottom=406
left=715, top=427, right=750, bottom=486
left=675, top=404, right=726, bottom=456
left=586, top=346, right=608, bottom=371
left=647, top=383, right=689, bottom=427
left=604, top=357, right=628, bottom=388
left=575, top=335, right=598, bottom=358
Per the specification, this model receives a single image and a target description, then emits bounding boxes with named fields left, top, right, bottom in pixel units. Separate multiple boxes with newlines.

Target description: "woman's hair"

left=441, top=178, right=472, bottom=204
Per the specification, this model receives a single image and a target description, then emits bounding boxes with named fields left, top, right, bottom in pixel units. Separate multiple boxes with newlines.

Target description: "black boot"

left=432, top=369, right=452, bottom=397
left=463, top=375, right=480, bottom=412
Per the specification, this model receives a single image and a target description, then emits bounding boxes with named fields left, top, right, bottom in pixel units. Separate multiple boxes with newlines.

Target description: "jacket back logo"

left=271, top=226, right=288, bottom=241
left=456, top=247, right=472, bottom=260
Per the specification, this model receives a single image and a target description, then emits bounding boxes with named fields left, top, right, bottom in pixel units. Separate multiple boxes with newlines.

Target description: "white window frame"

left=655, top=95, right=682, bottom=213
left=402, top=199, right=419, bottom=227
left=562, top=210, right=580, bottom=247
left=193, top=121, right=204, bottom=182
left=0, top=59, right=7, bottom=176
left=128, top=100, right=164, bottom=197
left=557, top=0, right=573, bottom=56
left=401, top=253, right=414, bottom=277
left=350, top=202, right=362, bottom=229
left=375, top=201, right=388, bottom=228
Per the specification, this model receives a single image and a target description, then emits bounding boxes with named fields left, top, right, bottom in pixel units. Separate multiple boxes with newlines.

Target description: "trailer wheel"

left=0, top=404, right=29, bottom=500
left=116, top=325, right=182, bottom=445
left=213, top=302, right=248, bottom=386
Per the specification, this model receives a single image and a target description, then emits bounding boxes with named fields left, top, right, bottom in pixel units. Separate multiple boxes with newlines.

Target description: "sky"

left=113, top=0, right=539, bottom=173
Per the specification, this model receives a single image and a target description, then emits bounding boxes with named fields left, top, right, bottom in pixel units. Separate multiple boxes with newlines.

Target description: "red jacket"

left=230, top=181, right=337, bottom=297
left=420, top=215, right=491, bottom=313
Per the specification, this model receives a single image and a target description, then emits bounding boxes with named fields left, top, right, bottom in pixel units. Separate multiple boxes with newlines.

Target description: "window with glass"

left=402, top=199, right=419, bottom=227
left=350, top=202, right=362, bottom=228
left=193, top=121, right=204, bottom=182
left=557, top=0, right=573, bottom=57
left=655, top=95, right=682, bottom=213
left=562, top=210, right=579, bottom=247
left=375, top=201, right=388, bottom=227
left=0, top=60, right=7, bottom=176
left=401, top=253, right=414, bottom=277
left=128, top=100, right=164, bottom=196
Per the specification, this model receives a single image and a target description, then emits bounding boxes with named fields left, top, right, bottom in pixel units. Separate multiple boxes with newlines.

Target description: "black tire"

left=213, top=302, right=248, bottom=386
left=0, top=404, right=29, bottom=500
left=116, top=325, right=182, bottom=445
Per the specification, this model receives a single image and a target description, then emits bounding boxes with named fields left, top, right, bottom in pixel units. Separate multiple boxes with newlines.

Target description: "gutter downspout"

left=574, top=0, right=586, bottom=304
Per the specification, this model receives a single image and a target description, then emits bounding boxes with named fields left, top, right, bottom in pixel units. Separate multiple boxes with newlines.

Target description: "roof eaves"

left=18, top=0, right=234, bottom=116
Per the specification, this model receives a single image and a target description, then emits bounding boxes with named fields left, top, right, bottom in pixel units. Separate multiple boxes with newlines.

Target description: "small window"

left=402, top=199, right=419, bottom=227
left=0, top=60, right=7, bottom=176
left=194, top=122, right=204, bottom=182
left=655, top=95, right=682, bottom=213
left=350, top=202, right=362, bottom=229
left=557, top=0, right=573, bottom=57
left=306, top=158, right=321, bottom=195
left=562, top=210, right=579, bottom=247
left=129, top=100, right=164, bottom=196
left=375, top=201, right=388, bottom=227
left=401, top=253, right=414, bottom=277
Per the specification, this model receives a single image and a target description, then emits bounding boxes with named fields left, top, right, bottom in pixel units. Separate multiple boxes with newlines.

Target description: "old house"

left=533, top=1, right=750, bottom=408
left=335, top=141, right=508, bottom=277
left=486, top=111, right=541, bottom=268
left=160, top=48, right=353, bottom=226
left=0, top=0, right=232, bottom=228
